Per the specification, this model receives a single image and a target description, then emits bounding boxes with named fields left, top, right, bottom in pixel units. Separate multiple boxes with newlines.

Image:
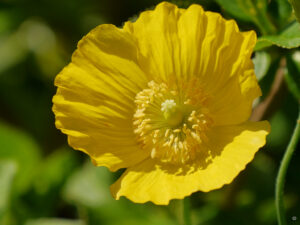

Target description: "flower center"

left=133, top=80, right=213, bottom=164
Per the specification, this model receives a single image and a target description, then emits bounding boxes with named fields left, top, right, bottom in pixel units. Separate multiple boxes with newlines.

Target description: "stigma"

left=161, top=99, right=183, bottom=127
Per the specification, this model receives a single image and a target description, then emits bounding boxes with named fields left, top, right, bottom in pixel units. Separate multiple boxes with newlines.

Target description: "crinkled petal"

left=53, top=24, right=150, bottom=171
left=110, top=121, right=270, bottom=204
left=178, top=6, right=260, bottom=125
left=123, top=2, right=183, bottom=83
left=124, top=2, right=260, bottom=126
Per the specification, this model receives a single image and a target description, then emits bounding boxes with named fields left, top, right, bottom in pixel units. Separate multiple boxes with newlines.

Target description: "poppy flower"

left=53, top=2, right=270, bottom=205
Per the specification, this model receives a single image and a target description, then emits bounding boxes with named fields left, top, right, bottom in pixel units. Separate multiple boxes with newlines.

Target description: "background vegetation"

left=0, top=0, right=299, bottom=225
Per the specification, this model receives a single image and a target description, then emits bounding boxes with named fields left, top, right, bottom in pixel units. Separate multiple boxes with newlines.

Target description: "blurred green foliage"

left=0, top=0, right=299, bottom=225
left=289, top=0, right=300, bottom=23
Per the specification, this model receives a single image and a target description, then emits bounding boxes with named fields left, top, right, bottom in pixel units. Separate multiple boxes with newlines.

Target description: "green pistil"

left=161, top=99, right=184, bottom=127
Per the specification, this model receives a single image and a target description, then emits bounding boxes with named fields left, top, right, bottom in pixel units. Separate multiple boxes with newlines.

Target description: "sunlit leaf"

left=255, top=21, right=300, bottom=50
left=253, top=51, right=271, bottom=81
left=0, top=33, right=27, bottom=74
left=62, top=162, right=111, bottom=208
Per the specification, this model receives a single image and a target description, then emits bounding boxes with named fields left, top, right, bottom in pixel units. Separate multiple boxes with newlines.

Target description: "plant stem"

left=183, top=197, right=192, bottom=225
left=275, top=104, right=300, bottom=225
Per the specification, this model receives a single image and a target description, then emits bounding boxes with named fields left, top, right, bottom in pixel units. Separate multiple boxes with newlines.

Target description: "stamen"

left=133, top=80, right=213, bottom=164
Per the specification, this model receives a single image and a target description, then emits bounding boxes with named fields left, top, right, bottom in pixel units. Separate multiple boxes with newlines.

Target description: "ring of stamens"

left=133, top=80, right=213, bottom=164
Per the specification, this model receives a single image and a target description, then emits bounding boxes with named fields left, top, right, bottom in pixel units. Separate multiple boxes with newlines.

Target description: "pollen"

left=133, top=80, right=213, bottom=164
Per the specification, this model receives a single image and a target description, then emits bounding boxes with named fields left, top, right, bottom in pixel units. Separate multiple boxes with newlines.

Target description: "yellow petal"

left=178, top=5, right=260, bottom=125
left=53, top=24, right=150, bottom=171
left=110, top=121, right=270, bottom=204
left=125, top=2, right=260, bottom=125
left=124, top=2, right=184, bottom=82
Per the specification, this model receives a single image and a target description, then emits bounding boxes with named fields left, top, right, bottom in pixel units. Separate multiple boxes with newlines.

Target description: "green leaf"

left=215, top=0, right=253, bottom=21
left=0, top=121, right=41, bottom=195
left=253, top=51, right=271, bottom=81
left=276, top=0, right=293, bottom=26
left=24, top=218, right=85, bottom=225
left=33, top=148, right=79, bottom=195
left=0, top=33, right=27, bottom=74
left=215, top=0, right=276, bottom=35
left=63, top=163, right=176, bottom=225
left=289, top=0, right=300, bottom=23
left=285, top=53, right=300, bottom=100
left=0, top=160, right=17, bottom=223
left=255, top=21, right=300, bottom=50
left=62, top=162, right=111, bottom=208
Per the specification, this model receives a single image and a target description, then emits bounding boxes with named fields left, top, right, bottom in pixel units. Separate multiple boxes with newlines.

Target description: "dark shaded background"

left=0, top=0, right=299, bottom=225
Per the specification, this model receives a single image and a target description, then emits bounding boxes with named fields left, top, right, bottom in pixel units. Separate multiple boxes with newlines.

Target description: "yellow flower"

left=53, top=2, right=270, bottom=205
